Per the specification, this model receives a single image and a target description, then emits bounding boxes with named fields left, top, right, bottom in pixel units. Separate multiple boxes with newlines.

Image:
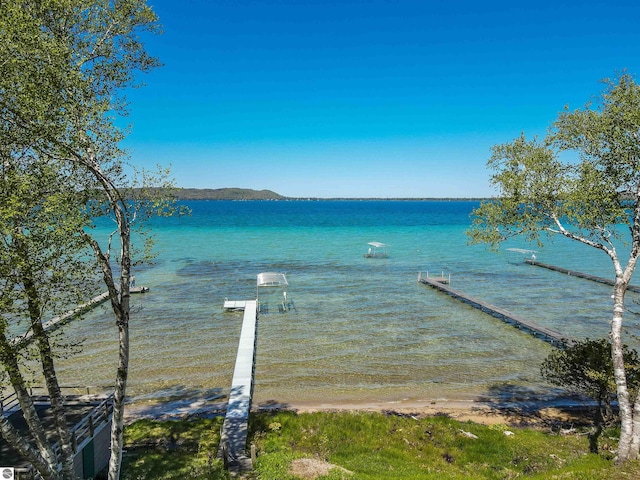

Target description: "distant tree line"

left=165, top=188, right=285, bottom=200
left=156, top=188, right=488, bottom=201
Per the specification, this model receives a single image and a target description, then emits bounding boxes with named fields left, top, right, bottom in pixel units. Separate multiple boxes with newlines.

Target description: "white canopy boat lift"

left=223, top=272, right=291, bottom=313
left=505, top=247, right=538, bottom=264
left=256, top=272, right=290, bottom=313
left=364, top=241, right=389, bottom=258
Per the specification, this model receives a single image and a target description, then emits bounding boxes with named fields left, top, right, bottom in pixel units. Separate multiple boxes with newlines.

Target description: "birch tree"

left=0, top=159, right=96, bottom=480
left=467, top=73, right=640, bottom=463
left=1, top=1, right=170, bottom=478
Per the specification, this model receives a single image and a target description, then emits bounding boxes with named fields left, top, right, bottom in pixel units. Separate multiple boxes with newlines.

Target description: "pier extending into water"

left=218, top=300, right=258, bottom=471
left=11, top=286, right=149, bottom=349
left=418, top=274, right=573, bottom=348
left=525, top=259, right=640, bottom=293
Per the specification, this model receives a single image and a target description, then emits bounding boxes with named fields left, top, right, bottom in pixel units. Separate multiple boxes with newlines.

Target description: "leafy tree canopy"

left=468, top=73, right=640, bottom=254
left=467, top=72, right=640, bottom=463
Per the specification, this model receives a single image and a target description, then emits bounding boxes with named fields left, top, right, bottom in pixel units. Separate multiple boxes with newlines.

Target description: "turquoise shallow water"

left=53, top=200, right=640, bottom=406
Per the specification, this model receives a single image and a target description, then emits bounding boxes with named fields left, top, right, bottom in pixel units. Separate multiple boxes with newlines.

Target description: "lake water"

left=54, top=200, right=638, bottom=408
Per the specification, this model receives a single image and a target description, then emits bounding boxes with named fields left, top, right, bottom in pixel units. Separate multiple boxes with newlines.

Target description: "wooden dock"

left=419, top=276, right=573, bottom=348
left=11, top=286, right=149, bottom=349
left=418, top=271, right=450, bottom=285
left=218, top=300, right=258, bottom=471
left=525, top=259, right=640, bottom=293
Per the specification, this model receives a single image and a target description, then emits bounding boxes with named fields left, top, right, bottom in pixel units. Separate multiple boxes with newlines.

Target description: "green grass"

left=121, top=417, right=230, bottom=479
left=120, top=411, right=640, bottom=479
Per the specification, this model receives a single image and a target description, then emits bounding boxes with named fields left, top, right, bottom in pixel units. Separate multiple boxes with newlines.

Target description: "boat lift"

left=364, top=242, right=389, bottom=258
left=256, top=272, right=289, bottom=313
left=224, top=272, right=291, bottom=313
left=505, top=247, right=537, bottom=264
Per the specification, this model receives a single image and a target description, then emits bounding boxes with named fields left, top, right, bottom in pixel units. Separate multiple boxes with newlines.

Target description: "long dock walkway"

left=11, top=286, right=149, bottom=349
left=525, top=260, right=640, bottom=293
left=218, top=300, right=258, bottom=471
left=419, top=276, right=573, bottom=348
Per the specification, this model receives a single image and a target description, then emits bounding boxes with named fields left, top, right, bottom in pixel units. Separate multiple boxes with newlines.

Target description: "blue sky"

left=122, top=0, right=640, bottom=198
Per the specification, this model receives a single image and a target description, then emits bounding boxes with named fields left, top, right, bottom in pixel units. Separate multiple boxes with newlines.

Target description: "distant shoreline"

left=178, top=197, right=489, bottom=201
left=171, top=187, right=489, bottom=201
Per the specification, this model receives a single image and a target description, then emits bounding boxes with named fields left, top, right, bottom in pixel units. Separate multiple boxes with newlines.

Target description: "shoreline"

left=124, top=395, right=595, bottom=427
left=268, top=397, right=595, bottom=427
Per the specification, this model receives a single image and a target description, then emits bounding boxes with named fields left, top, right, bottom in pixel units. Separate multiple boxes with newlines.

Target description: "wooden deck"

left=218, top=300, right=258, bottom=471
left=0, top=393, right=114, bottom=477
left=525, top=260, right=640, bottom=293
left=419, top=276, right=573, bottom=348
left=418, top=271, right=450, bottom=285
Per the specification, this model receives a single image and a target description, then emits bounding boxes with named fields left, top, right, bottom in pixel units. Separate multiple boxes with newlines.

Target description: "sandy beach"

left=124, top=395, right=592, bottom=428
left=280, top=399, right=592, bottom=427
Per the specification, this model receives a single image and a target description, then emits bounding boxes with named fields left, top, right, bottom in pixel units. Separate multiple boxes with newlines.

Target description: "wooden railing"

left=0, top=390, right=20, bottom=415
left=68, top=395, right=113, bottom=452
left=1, top=388, right=114, bottom=479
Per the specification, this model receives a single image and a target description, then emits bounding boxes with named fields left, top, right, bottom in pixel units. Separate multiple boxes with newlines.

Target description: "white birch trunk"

left=0, top=334, right=58, bottom=473
left=611, top=280, right=633, bottom=462
left=0, top=413, right=59, bottom=480
left=33, top=327, right=77, bottom=478
left=629, top=393, right=640, bottom=458
left=107, top=318, right=129, bottom=480
left=23, top=272, right=77, bottom=478
left=81, top=153, right=134, bottom=480
left=108, top=220, right=131, bottom=480
left=85, top=223, right=130, bottom=480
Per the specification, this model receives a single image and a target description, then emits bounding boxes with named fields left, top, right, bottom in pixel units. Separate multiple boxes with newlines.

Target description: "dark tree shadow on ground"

left=476, top=383, right=597, bottom=428
left=124, top=386, right=227, bottom=421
